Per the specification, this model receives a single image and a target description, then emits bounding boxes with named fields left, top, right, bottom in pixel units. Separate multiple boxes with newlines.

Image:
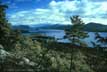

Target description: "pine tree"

left=65, top=16, right=88, bottom=46
left=0, top=2, right=22, bottom=50
left=0, top=2, right=11, bottom=49
left=96, top=33, right=107, bottom=44
left=64, top=15, right=88, bottom=72
left=95, top=32, right=107, bottom=47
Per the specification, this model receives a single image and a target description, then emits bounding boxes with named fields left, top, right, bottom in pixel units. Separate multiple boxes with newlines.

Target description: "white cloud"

left=8, top=0, right=107, bottom=25
left=8, top=8, right=68, bottom=25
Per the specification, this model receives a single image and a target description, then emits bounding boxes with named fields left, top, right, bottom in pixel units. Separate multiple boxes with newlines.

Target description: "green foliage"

left=92, top=32, right=107, bottom=48
left=0, top=3, right=11, bottom=48
left=65, top=16, right=88, bottom=47
left=0, top=36, right=107, bottom=72
left=64, top=15, right=89, bottom=72
left=0, top=2, right=22, bottom=51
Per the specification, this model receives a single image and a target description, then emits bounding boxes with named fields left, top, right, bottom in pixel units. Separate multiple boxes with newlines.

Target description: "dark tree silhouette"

left=0, top=2, right=22, bottom=50
left=95, top=32, right=107, bottom=47
left=0, top=2, right=11, bottom=49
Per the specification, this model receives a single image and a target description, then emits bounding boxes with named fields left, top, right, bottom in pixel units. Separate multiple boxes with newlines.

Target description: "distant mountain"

left=33, top=24, right=71, bottom=30
left=84, top=22, right=107, bottom=32
left=32, top=23, right=107, bottom=32
left=11, top=22, right=107, bottom=32
left=12, top=25, right=30, bottom=30
left=12, top=25, right=30, bottom=33
left=31, top=24, right=51, bottom=28
left=12, top=24, right=71, bottom=31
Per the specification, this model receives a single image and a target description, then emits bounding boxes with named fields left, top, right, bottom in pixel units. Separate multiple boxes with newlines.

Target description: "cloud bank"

left=8, top=0, right=107, bottom=25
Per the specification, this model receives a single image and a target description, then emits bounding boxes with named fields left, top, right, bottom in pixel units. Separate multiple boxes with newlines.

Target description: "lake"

left=24, top=29, right=107, bottom=47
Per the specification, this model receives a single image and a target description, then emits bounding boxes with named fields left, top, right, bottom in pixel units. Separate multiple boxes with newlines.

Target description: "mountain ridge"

left=12, top=22, right=107, bottom=32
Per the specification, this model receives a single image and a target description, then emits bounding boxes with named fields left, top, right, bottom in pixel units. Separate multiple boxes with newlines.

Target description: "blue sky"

left=2, top=0, right=107, bottom=25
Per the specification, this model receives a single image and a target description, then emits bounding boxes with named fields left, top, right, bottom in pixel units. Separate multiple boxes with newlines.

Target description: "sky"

left=2, top=0, right=107, bottom=25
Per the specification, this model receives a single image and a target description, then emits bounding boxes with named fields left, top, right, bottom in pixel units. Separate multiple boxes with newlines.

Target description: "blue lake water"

left=24, top=30, right=107, bottom=47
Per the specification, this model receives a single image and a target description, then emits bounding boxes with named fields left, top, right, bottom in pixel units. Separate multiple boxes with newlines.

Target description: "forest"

left=0, top=2, right=107, bottom=72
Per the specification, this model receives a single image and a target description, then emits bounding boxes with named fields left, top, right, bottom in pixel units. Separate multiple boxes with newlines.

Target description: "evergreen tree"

left=0, top=2, right=11, bottom=49
left=0, top=2, right=21, bottom=50
left=65, top=16, right=88, bottom=46
left=94, top=32, right=107, bottom=47
left=64, top=15, right=88, bottom=72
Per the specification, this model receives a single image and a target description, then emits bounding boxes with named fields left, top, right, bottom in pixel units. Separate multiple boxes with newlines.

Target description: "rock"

left=0, top=44, right=4, bottom=49
left=22, top=57, right=30, bottom=64
left=0, top=46, right=10, bottom=62
left=0, top=45, right=13, bottom=63
left=18, top=57, right=35, bottom=66
left=0, top=44, right=35, bottom=67
left=29, top=62, right=35, bottom=66
left=18, top=61, right=24, bottom=65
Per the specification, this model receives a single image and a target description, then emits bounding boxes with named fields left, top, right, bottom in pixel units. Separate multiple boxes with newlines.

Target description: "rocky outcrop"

left=0, top=44, right=35, bottom=72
